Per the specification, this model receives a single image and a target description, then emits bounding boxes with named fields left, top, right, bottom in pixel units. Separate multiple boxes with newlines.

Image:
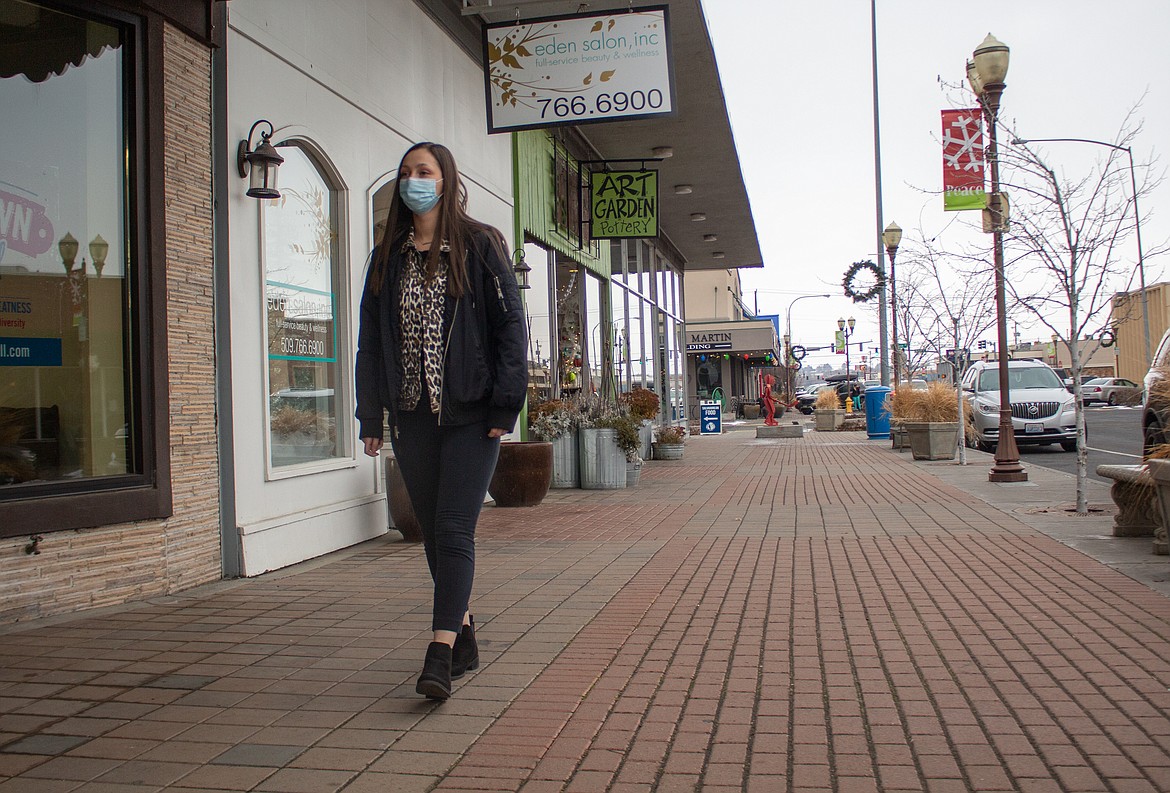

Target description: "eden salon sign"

left=482, top=5, right=675, bottom=133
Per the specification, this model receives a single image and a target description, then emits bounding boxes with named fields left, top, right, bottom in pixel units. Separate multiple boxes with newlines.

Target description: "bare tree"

left=992, top=115, right=1165, bottom=511
left=897, top=230, right=999, bottom=381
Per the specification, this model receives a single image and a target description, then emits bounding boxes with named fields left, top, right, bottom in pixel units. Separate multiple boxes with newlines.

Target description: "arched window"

left=263, top=144, right=345, bottom=470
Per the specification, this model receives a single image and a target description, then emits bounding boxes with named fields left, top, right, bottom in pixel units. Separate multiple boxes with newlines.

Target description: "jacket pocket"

left=445, top=301, right=493, bottom=403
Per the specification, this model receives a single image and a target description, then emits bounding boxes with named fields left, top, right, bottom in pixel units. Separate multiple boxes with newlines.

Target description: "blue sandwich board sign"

left=699, top=400, right=721, bottom=435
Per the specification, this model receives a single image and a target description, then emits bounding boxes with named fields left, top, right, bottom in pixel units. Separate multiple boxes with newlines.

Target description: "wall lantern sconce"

left=237, top=120, right=285, bottom=199
left=513, top=248, right=531, bottom=289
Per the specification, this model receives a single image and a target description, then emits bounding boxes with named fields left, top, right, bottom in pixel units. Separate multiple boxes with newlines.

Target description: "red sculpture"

left=762, top=374, right=778, bottom=426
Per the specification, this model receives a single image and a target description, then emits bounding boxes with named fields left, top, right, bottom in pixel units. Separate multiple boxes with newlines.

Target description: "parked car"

left=1064, top=374, right=1096, bottom=392
left=1142, top=329, right=1170, bottom=452
left=796, top=382, right=833, bottom=414
left=961, top=359, right=1078, bottom=452
left=1080, top=377, right=1139, bottom=406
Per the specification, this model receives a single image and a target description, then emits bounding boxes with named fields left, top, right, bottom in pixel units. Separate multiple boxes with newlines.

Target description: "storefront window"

left=0, top=2, right=133, bottom=493
left=555, top=258, right=582, bottom=395
left=523, top=242, right=553, bottom=400
left=584, top=272, right=606, bottom=395
left=264, top=145, right=343, bottom=469
left=610, top=281, right=629, bottom=392
left=641, top=299, right=659, bottom=392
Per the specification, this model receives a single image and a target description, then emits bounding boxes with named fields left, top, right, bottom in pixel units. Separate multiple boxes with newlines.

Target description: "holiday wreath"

left=842, top=259, right=885, bottom=303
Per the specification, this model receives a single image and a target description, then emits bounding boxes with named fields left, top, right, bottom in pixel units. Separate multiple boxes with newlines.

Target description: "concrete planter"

left=814, top=409, right=845, bottom=431
left=743, top=403, right=760, bottom=419
left=1142, top=459, right=1170, bottom=554
left=550, top=431, right=579, bottom=488
left=578, top=427, right=627, bottom=490
left=890, top=424, right=910, bottom=451
left=905, top=421, right=959, bottom=461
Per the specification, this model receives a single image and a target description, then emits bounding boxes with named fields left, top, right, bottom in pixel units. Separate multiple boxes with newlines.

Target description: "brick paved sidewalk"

left=3, top=429, right=1170, bottom=792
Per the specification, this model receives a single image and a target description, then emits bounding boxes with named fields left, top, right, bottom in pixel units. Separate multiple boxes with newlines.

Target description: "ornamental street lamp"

left=838, top=316, right=856, bottom=413
left=785, top=293, right=832, bottom=403
left=969, top=33, right=1026, bottom=483
left=1010, top=135, right=1150, bottom=367
left=883, top=222, right=903, bottom=384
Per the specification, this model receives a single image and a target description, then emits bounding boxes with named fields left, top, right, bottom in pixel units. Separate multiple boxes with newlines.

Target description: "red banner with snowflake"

left=941, top=109, right=985, bottom=211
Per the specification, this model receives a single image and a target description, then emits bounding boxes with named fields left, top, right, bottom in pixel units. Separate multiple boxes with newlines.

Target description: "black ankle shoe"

left=451, top=617, right=479, bottom=679
left=416, top=642, right=452, bottom=700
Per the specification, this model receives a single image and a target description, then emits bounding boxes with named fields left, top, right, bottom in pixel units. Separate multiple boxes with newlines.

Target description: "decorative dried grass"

left=918, top=381, right=960, bottom=422
left=887, top=385, right=924, bottom=424
left=814, top=388, right=841, bottom=410
left=1148, top=366, right=1170, bottom=407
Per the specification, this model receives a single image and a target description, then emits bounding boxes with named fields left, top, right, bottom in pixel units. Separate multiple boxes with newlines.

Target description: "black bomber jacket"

left=355, top=229, right=528, bottom=440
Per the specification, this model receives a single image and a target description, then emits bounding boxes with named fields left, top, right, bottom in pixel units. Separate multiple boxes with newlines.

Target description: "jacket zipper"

left=438, top=298, right=459, bottom=425
left=491, top=273, right=507, bottom=310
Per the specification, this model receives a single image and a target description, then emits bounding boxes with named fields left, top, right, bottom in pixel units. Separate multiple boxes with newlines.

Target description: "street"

left=1016, top=404, right=1142, bottom=484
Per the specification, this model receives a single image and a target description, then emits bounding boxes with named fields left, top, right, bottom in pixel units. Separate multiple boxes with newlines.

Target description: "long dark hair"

left=370, top=142, right=507, bottom=297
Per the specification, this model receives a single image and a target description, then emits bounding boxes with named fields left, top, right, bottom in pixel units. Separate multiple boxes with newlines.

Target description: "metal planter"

left=578, top=427, right=627, bottom=489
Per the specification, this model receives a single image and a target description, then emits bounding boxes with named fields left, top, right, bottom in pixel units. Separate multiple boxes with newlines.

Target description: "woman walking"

left=356, top=142, right=527, bottom=700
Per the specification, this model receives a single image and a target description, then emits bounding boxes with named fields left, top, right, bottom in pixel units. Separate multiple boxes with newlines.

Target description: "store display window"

left=0, top=1, right=144, bottom=511
left=263, top=145, right=344, bottom=471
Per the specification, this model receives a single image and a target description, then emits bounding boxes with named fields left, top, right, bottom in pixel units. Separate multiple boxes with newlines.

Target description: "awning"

left=461, top=0, right=762, bottom=273
left=0, top=4, right=119, bottom=83
left=685, top=319, right=779, bottom=358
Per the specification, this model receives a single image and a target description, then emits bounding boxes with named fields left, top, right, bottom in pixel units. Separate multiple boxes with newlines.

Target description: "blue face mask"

left=399, top=177, right=442, bottom=214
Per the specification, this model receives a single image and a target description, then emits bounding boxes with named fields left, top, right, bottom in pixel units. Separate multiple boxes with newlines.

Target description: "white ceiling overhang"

left=458, top=0, right=763, bottom=272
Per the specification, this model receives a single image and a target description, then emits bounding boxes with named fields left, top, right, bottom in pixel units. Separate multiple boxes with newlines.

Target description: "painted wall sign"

left=482, top=5, right=674, bottom=133
left=590, top=170, right=657, bottom=238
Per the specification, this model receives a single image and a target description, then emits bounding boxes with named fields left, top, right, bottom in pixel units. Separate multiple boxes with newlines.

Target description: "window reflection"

left=0, top=1, right=132, bottom=489
left=265, top=145, right=342, bottom=469
left=523, top=243, right=553, bottom=400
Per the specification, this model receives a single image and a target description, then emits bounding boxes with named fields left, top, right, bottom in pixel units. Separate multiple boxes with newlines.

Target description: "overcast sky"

left=703, top=0, right=1170, bottom=373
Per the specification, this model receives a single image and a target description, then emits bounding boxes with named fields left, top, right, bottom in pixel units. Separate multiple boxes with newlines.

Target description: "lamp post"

left=785, top=293, right=832, bottom=403
left=883, top=222, right=903, bottom=384
left=969, top=33, right=1026, bottom=482
left=838, top=316, right=856, bottom=412
left=1010, top=135, right=1150, bottom=366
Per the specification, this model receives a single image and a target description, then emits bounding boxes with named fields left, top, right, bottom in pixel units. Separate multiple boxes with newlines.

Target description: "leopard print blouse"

left=398, top=232, right=449, bottom=413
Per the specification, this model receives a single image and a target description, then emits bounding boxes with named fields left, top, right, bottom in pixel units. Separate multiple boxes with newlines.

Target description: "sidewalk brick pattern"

left=3, top=430, right=1170, bottom=792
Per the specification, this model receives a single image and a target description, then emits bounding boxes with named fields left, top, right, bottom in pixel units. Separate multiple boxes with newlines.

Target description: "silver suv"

left=961, top=359, right=1078, bottom=452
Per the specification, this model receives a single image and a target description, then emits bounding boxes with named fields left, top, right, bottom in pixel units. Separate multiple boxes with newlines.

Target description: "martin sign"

left=686, top=331, right=733, bottom=352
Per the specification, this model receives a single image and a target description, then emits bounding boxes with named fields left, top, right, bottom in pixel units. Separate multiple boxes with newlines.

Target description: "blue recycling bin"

left=864, top=385, right=892, bottom=439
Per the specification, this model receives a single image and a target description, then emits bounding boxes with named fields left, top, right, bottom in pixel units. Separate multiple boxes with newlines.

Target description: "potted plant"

left=576, top=397, right=627, bottom=489
left=620, top=386, right=660, bottom=461
left=529, top=397, right=580, bottom=488
left=489, top=439, right=553, bottom=507
left=813, top=388, right=845, bottom=431
left=903, top=381, right=961, bottom=461
left=594, top=411, right=642, bottom=486
left=886, top=385, right=923, bottom=451
left=652, top=424, right=687, bottom=460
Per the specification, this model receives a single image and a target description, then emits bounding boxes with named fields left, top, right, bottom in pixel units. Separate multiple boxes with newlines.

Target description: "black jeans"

left=390, top=405, right=500, bottom=634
